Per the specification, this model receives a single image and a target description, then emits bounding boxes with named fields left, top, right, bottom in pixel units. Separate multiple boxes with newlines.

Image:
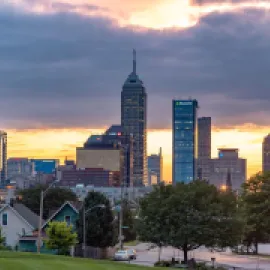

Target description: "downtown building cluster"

left=0, top=51, right=155, bottom=203
left=0, top=51, right=269, bottom=200
left=172, top=100, right=246, bottom=191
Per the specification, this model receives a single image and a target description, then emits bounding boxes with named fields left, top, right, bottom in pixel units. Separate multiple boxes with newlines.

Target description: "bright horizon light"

left=6, top=0, right=270, bottom=29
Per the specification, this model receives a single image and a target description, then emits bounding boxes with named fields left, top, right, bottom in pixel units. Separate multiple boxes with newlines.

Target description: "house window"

left=2, top=213, right=7, bottom=226
left=65, top=216, right=71, bottom=225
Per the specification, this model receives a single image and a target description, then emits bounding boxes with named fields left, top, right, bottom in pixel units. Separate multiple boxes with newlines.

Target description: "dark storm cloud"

left=0, top=7, right=270, bottom=129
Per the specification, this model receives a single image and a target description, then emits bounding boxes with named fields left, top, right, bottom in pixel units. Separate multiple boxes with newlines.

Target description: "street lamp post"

left=82, top=204, right=105, bottom=258
left=37, top=180, right=59, bottom=253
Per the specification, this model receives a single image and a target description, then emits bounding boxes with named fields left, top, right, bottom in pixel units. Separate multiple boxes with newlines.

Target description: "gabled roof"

left=42, top=201, right=80, bottom=229
left=0, top=204, right=42, bottom=230
left=13, top=204, right=41, bottom=229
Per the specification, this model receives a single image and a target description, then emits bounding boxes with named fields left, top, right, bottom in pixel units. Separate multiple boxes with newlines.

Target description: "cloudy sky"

left=2, top=0, right=270, bottom=181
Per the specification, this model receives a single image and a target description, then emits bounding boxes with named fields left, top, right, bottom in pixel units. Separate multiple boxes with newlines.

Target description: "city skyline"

left=4, top=126, right=266, bottom=183
left=0, top=1, right=270, bottom=182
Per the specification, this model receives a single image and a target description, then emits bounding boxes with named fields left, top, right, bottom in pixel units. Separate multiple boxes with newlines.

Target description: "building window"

left=65, top=216, right=71, bottom=225
left=2, top=213, right=7, bottom=226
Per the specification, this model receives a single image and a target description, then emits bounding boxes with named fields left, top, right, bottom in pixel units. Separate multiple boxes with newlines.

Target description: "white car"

left=114, top=249, right=136, bottom=261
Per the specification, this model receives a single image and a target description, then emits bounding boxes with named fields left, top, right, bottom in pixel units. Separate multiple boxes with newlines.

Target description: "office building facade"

left=76, top=136, right=125, bottom=187
left=209, top=148, right=246, bottom=191
left=30, top=159, right=59, bottom=174
left=0, top=131, right=7, bottom=184
left=197, top=117, right=211, bottom=180
left=148, top=147, right=163, bottom=185
left=121, top=50, right=147, bottom=186
left=7, top=158, right=34, bottom=179
left=263, top=134, right=270, bottom=172
left=104, top=125, right=134, bottom=187
left=172, top=100, right=198, bottom=184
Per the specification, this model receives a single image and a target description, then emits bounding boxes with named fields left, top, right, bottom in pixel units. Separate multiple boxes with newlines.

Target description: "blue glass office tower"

left=173, top=100, right=198, bottom=184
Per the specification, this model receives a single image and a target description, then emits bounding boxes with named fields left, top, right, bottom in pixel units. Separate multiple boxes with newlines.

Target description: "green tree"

left=17, top=186, right=77, bottom=219
left=0, top=226, right=5, bottom=247
left=77, top=191, right=116, bottom=248
left=167, top=181, right=243, bottom=263
left=45, top=221, right=77, bottom=255
left=241, top=171, right=270, bottom=254
left=137, top=184, right=173, bottom=261
left=122, top=199, right=137, bottom=242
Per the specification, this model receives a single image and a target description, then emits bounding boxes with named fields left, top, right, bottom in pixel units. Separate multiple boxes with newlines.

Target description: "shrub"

left=154, top=260, right=172, bottom=267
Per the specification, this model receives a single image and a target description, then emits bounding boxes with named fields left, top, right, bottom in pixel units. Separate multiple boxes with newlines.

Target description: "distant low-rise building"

left=30, top=159, right=59, bottom=174
left=209, top=148, right=246, bottom=191
left=69, top=185, right=153, bottom=204
left=58, top=167, right=116, bottom=187
left=7, top=158, right=34, bottom=178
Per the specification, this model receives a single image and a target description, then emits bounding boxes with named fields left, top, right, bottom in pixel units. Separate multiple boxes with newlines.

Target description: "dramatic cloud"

left=0, top=3, right=270, bottom=129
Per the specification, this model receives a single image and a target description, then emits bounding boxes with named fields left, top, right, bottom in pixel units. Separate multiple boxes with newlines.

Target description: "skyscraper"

left=148, top=147, right=163, bottom=185
left=263, top=134, right=270, bottom=172
left=197, top=117, right=211, bottom=180
left=0, top=131, right=7, bottom=184
left=172, top=100, right=198, bottom=184
left=121, top=50, right=147, bottom=186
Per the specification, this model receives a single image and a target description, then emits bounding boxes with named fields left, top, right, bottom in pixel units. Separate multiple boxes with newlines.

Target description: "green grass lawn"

left=0, top=251, right=153, bottom=270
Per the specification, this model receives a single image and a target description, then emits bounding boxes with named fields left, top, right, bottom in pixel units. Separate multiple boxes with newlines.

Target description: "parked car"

left=114, top=249, right=136, bottom=261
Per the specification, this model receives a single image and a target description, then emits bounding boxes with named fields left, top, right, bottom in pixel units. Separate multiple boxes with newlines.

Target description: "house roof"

left=42, top=201, right=80, bottom=229
left=13, top=204, right=42, bottom=229
left=0, top=203, right=42, bottom=230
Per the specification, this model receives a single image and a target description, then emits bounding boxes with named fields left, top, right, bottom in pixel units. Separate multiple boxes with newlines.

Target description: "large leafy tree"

left=167, top=181, right=242, bottom=263
left=138, top=181, right=242, bottom=263
left=137, top=184, right=173, bottom=261
left=17, top=186, right=77, bottom=219
left=77, top=191, right=116, bottom=248
left=241, top=171, right=270, bottom=254
left=45, top=221, right=77, bottom=255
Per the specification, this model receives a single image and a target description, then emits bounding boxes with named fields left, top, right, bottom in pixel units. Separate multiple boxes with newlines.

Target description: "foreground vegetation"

left=0, top=252, right=154, bottom=270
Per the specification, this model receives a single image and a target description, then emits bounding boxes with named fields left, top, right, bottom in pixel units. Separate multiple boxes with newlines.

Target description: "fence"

left=74, top=244, right=116, bottom=259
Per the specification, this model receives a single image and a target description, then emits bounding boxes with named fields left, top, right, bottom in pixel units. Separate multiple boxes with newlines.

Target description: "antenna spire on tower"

left=133, top=49, right=137, bottom=74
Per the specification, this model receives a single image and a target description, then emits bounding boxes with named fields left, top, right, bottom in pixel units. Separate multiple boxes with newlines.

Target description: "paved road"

left=125, top=245, right=270, bottom=270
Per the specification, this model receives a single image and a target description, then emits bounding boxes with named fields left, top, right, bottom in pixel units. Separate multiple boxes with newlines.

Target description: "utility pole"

left=119, top=178, right=124, bottom=250
left=83, top=202, right=86, bottom=258
left=37, top=190, right=43, bottom=253
left=37, top=179, right=59, bottom=253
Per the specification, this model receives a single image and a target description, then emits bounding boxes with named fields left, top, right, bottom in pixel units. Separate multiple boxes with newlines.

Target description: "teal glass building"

left=172, top=100, right=198, bottom=184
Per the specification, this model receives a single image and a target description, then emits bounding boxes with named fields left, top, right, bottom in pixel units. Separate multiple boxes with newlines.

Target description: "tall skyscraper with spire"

left=121, top=50, right=147, bottom=186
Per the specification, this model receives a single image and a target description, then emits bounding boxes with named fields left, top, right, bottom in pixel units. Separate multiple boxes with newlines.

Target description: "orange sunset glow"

left=7, top=125, right=267, bottom=182
left=13, top=0, right=270, bottom=29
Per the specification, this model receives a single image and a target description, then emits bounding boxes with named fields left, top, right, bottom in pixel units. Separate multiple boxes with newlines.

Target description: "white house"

left=0, top=204, right=40, bottom=248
